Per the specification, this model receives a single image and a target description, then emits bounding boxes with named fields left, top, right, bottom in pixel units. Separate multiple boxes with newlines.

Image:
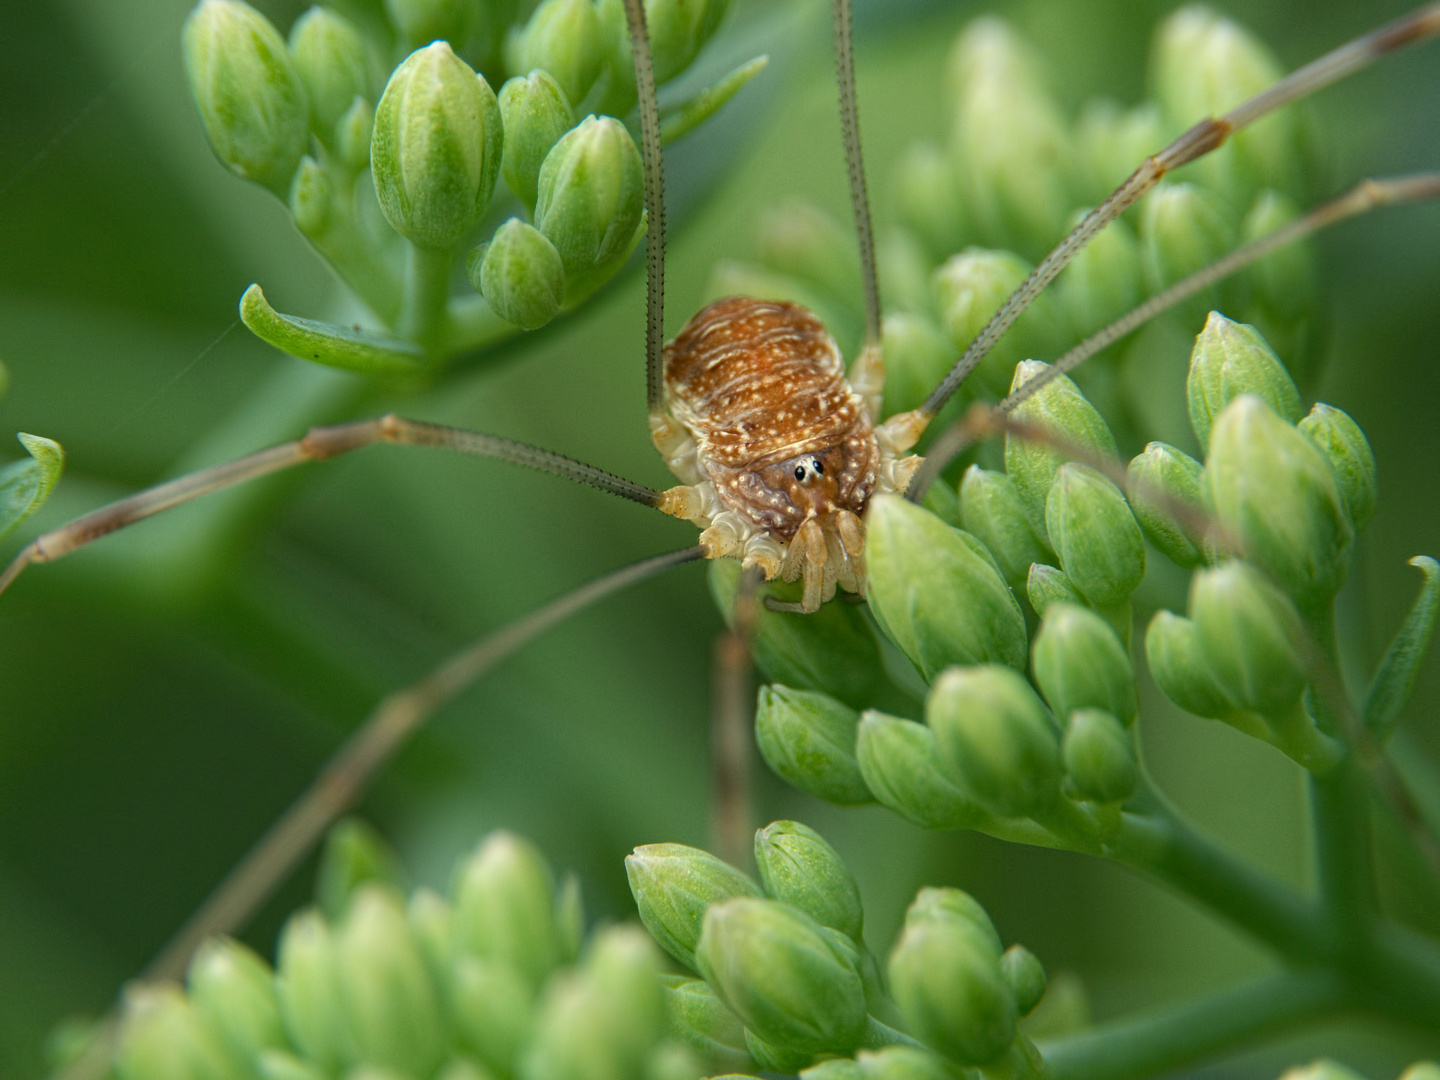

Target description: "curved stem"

left=1038, top=970, right=1348, bottom=1080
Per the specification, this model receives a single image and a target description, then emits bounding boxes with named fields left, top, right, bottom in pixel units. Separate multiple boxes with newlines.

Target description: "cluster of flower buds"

left=181, top=0, right=759, bottom=369
left=103, top=823, right=703, bottom=1080
left=627, top=821, right=1050, bottom=1077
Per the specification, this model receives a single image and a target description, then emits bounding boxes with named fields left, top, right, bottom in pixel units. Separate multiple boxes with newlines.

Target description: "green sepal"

left=1001, top=946, right=1047, bottom=1018
left=660, top=56, right=770, bottom=145
left=1366, top=556, right=1440, bottom=745
left=240, top=284, right=427, bottom=375
left=0, top=432, right=64, bottom=541
left=856, top=711, right=992, bottom=831
left=1044, top=463, right=1146, bottom=609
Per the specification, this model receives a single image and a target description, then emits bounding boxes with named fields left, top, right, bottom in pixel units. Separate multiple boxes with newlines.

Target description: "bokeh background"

left=1, top=0, right=1438, bottom=1077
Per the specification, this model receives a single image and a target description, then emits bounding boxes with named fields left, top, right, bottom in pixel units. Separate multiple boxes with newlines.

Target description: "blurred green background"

left=1, top=0, right=1438, bottom=1077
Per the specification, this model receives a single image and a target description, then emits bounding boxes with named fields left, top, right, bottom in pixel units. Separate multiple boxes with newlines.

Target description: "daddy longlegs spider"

left=5, top=2, right=1440, bottom=1071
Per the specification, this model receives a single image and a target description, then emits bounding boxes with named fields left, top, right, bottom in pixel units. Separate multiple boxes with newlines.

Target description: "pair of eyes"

left=793, top=458, right=825, bottom=482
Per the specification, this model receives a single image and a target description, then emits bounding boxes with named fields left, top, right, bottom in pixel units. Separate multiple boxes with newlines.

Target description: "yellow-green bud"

left=927, top=665, right=1061, bottom=818
left=1026, top=563, right=1084, bottom=618
left=1399, top=1064, right=1440, bottom=1080
left=756, top=200, right=862, bottom=312
left=1127, top=441, right=1207, bottom=568
left=803, top=1059, right=863, bottom=1080
left=855, top=1046, right=957, bottom=1079
left=1062, top=708, right=1137, bottom=803
left=183, top=0, right=310, bottom=195
left=450, top=955, right=534, bottom=1075
left=881, top=312, right=954, bottom=419
left=535, top=114, right=645, bottom=299
left=866, top=495, right=1029, bottom=681
left=510, top=0, right=604, bottom=108
left=335, top=886, right=445, bottom=1076
left=1005, top=360, right=1118, bottom=540
left=696, top=898, right=868, bottom=1055
left=904, top=887, right=1002, bottom=957
left=662, top=977, right=752, bottom=1074
left=256, top=1050, right=327, bottom=1080
left=371, top=42, right=502, bottom=249
left=644, top=0, right=731, bottom=84
left=1057, top=213, right=1141, bottom=339
left=1031, top=603, right=1136, bottom=725
left=1000, top=945, right=1046, bottom=1018
left=1144, top=610, right=1234, bottom=720
left=556, top=873, right=584, bottom=965
left=288, top=7, right=376, bottom=142
left=626, top=843, right=763, bottom=971
left=116, top=985, right=243, bottom=1080
left=1075, top=100, right=1164, bottom=206
left=1045, top=464, right=1146, bottom=609
left=452, top=831, right=563, bottom=987
left=960, top=466, right=1049, bottom=588
left=755, top=685, right=871, bottom=806
left=1139, top=183, right=1234, bottom=301
left=1243, top=190, right=1317, bottom=324
left=1187, top=312, right=1303, bottom=451
left=856, top=711, right=991, bottom=831
left=275, top=910, right=350, bottom=1071
left=499, top=70, right=574, bottom=211
left=336, top=97, right=374, bottom=173
left=289, top=155, right=332, bottom=236
left=468, top=219, right=566, bottom=330
left=188, top=938, right=286, bottom=1058
left=406, top=888, right=452, bottom=986
left=1206, top=396, right=1352, bottom=610
left=317, top=818, right=403, bottom=922
left=385, top=0, right=479, bottom=52
left=1190, top=560, right=1306, bottom=715
left=896, top=141, right=969, bottom=258
left=645, top=1041, right=705, bottom=1080
left=1279, top=1061, right=1370, bottom=1080
left=754, top=821, right=864, bottom=943
left=1300, top=403, right=1377, bottom=533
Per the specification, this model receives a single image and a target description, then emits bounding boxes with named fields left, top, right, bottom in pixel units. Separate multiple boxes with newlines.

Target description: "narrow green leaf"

left=1366, top=556, right=1440, bottom=744
left=660, top=56, right=769, bottom=145
left=0, top=432, right=64, bottom=540
left=240, top=284, right=428, bottom=376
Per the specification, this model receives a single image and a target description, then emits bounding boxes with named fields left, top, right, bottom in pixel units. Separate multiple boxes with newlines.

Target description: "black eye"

left=812, top=459, right=824, bottom=475
left=794, top=466, right=806, bottom=481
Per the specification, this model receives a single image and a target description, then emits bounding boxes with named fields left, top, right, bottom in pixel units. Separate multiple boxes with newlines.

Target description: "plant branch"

left=398, top=242, right=454, bottom=348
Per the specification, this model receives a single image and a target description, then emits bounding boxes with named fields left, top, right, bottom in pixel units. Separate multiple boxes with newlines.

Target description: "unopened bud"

left=1031, top=603, right=1136, bottom=725
left=866, top=495, right=1029, bottom=680
left=1139, top=183, right=1234, bottom=302
left=626, top=843, right=763, bottom=971
left=1075, top=100, right=1164, bottom=206
left=406, top=888, right=451, bottom=985
left=1300, top=403, right=1377, bottom=533
left=450, top=955, right=534, bottom=1075
left=754, top=821, right=864, bottom=943
left=696, top=898, right=868, bottom=1055
left=183, top=0, right=310, bottom=194
left=1190, top=560, right=1306, bottom=715
left=856, top=711, right=991, bottom=830
left=317, top=818, right=402, bottom=922
left=755, top=685, right=871, bottom=806
left=1026, top=563, right=1084, bottom=617
left=372, top=42, right=502, bottom=249
left=256, top=1050, right=326, bottom=1080
left=803, top=1059, right=863, bottom=1080
left=756, top=200, right=861, bottom=312
left=1144, top=610, right=1235, bottom=721
left=645, top=1041, right=704, bottom=1080
left=275, top=910, right=349, bottom=1071
left=855, top=1046, right=957, bottom=1079
left=927, top=665, right=1061, bottom=818
left=188, top=938, right=286, bottom=1058
left=644, top=0, right=731, bottom=84
left=288, top=7, right=376, bottom=142
left=896, top=141, right=969, bottom=257
left=1127, top=441, right=1207, bottom=568
left=1243, top=190, right=1317, bottom=324
left=662, top=977, right=751, bottom=1074
left=1045, top=464, right=1146, bottom=609
left=116, top=985, right=243, bottom=1080
left=881, top=311, right=953, bottom=418
left=585, top=925, right=667, bottom=1062
left=1000, top=946, right=1046, bottom=1018
left=1279, top=1061, right=1369, bottom=1080
left=510, top=0, right=605, bottom=108
left=384, top=0, right=479, bottom=52
left=747, top=1028, right=815, bottom=1073
left=289, top=155, right=332, bottom=236
left=469, top=219, right=566, bottom=330
left=1057, top=214, right=1141, bottom=338
left=904, top=887, right=1002, bottom=956
left=499, top=71, right=575, bottom=212
left=336, top=97, right=374, bottom=174
left=1187, top=312, right=1302, bottom=451
left=1062, top=708, right=1137, bottom=803
left=960, top=466, right=1049, bottom=587
left=452, top=830, right=563, bottom=987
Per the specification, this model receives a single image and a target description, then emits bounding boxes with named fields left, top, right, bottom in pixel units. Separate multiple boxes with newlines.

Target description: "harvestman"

left=7, top=0, right=1440, bottom=1048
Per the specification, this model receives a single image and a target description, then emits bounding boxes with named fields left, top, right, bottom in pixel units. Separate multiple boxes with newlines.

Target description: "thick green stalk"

left=1038, top=970, right=1348, bottom=1080
left=398, top=242, right=455, bottom=348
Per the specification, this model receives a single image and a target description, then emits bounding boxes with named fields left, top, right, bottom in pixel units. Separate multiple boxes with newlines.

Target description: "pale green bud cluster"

left=112, top=825, right=701, bottom=1080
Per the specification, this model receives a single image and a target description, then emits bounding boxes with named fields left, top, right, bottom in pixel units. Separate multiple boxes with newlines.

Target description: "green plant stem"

left=1037, top=970, right=1348, bottom=1080
left=398, top=242, right=454, bottom=348
left=1310, top=760, right=1377, bottom=943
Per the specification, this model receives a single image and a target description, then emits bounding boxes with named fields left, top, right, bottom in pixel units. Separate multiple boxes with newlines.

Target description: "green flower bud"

left=1400, top=1064, right=1440, bottom=1080
left=696, top=898, right=868, bottom=1055
left=1062, top=708, right=1137, bottom=803
left=335, top=886, right=445, bottom=1076
left=755, top=685, right=871, bottom=806
left=1000, top=946, right=1046, bottom=1018
left=626, top=843, right=763, bottom=971
left=746, top=1028, right=815, bottom=1074
left=452, top=830, right=563, bottom=987
left=188, top=938, right=286, bottom=1057
left=927, top=665, right=1061, bottom=818
left=317, top=818, right=403, bottom=922
left=523, top=959, right=657, bottom=1080
left=1045, top=464, right=1146, bottom=609
left=407, top=888, right=452, bottom=984
left=754, top=821, right=864, bottom=943
left=1075, top=99, right=1164, bottom=206
left=856, top=711, right=991, bottom=830
left=1243, top=190, right=1317, bottom=325
left=1300, top=403, right=1377, bottom=532
left=288, top=7, right=376, bottom=142
left=896, top=141, right=969, bottom=258
left=567, top=925, right=666, bottom=1070
left=1189, top=560, right=1306, bottom=715
left=1280, top=1061, right=1369, bottom=1080
left=535, top=115, right=645, bottom=298
left=499, top=71, right=575, bottom=211
left=1144, top=610, right=1237, bottom=721
left=1004, top=360, right=1118, bottom=540
left=1206, top=396, right=1352, bottom=609
left=450, top=956, right=534, bottom=1075
left=1139, top=183, right=1234, bottom=301
left=803, top=1059, right=863, bottom=1080
left=1031, top=603, right=1137, bottom=725
left=662, top=978, right=751, bottom=1073
left=275, top=910, right=350, bottom=1071
left=336, top=97, right=375, bottom=174
left=932, top=249, right=1068, bottom=396
left=855, top=1047, right=956, bottom=1080
left=256, top=1050, right=328, bottom=1080
left=116, top=985, right=242, bottom=1080
left=1057, top=214, right=1141, bottom=339
left=645, top=1041, right=705, bottom=1080
left=372, top=42, right=502, bottom=249
left=960, top=466, right=1049, bottom=587
left=1187, top=312, right=1303, bottom=451
left=183, top=0, right=310, bottom=195
left=511, top=0, right=604, bottom=108
left=435, top=1058, right=494, bottom=1080
left=644, top=0, right=731, bottom=84
left=289, top=154, right=332, bottom=236
left=468, top=219, right=566, bottom=330
left=947, top=18, right=1074, bottom=254
left=866, top=495, right=1029, bottom=681
left=887, top=910, right=1015, bottom=1065
left=756, top=200, right=862, bottom=309
left=1026, top=563, right=1084, bottom=618
left=904, top=887, right=1002, bottom=956
left=1127, top=442, right=1207, bottom=568
left=384, top=0, right=479, bottom=52
left=881, top=311, right=953, bottom=419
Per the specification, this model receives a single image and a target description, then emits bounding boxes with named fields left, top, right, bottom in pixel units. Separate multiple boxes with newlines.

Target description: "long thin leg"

left=916, top=3, right=1440, bottom=422
left=622, top=0, right=668, bottom=415
left=0, top=415, right=665, bottom=597
left=712, top=564, right=763, bottom=867
left=833, top=0, right=881, bottom=351
left=908, top=171, right=1440, bottom=499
